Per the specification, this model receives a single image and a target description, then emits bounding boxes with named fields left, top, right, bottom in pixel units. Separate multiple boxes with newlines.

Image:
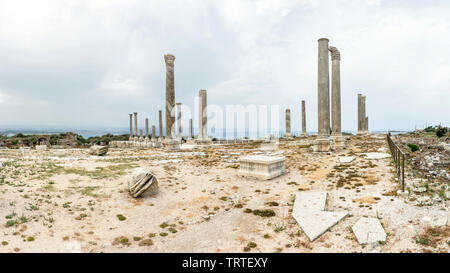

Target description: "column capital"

left=164, top=54, right=175, bottom=65
left=329, top=46, right=340, bottom=60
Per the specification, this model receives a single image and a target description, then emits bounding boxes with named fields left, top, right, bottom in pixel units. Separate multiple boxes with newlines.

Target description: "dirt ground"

left=0, top=134, right=448, bottom=253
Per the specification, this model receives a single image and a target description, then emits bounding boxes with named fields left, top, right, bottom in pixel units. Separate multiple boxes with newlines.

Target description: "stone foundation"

left=164, top=139, right=180, bottom=150
left=331, top=135, right=345, bottom=148
left=238, top=155, right=286, bottom=180
left=194, top=138, right=212, bottom=145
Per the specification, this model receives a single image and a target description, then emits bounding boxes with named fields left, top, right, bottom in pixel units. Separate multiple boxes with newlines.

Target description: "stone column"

left=176, top=102, right=182, bottom=139
left=164, top=54, right=175, bottom=139
left=317, top=38, right=330, bottom=138
left=139, top=129, right=143, bottom=138
left=285, top=109, right=292, bottom=138
left=145, top=118, right=149, bottom=138
left=152, top=125, right=156, bottom=141
left=330, top=46, right=341, bottom=136
left=134, top=112, right=138, bottom=137
left=198, top=90, right=207, bottom=139
left=158, top=110, right=163, bottom=139
left=357, top=94, right=363, bottom=134
left=129, top=114, right=133, bottom=139
left=365, top=116, right=369, bottom=133
left=196, top=89, right=211, bottom=144
left=188, top=118, right=193, bottom=140
left=301, top=100, right=307, bottom=136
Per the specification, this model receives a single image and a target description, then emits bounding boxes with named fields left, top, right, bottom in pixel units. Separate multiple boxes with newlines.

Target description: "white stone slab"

left=293, top=210, right=348, bottom=241
left=364, top=152, right=390, bottom=159
left=238, top=155, right=286, bottom=180
left=292, top=191, right=347, bottom=241
left=293, top=192, right=327, bottom=212
left=352, top=218, right=386, bottom=244
left=339, top=156, right=355, bottom=163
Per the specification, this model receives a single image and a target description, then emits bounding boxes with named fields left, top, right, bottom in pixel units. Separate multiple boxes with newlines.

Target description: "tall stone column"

left=330, top=46, right=341, bottom=136
left=301, top=100, right=307, bottom=136
left=134, top=112, right=138, bottom=137
left=195, top=89, right=211, bottom=144
left=158, top=110, right=163, bottom=138
left=139, top=129, right=143, bottom=138
left=317, top=38, right=330, bottom=138
left=357, top=94, right=363, bottom=134
left=188, top=118, right=193, bottom=139
left=285, top=109, right=292, bottom=138
left=129, top=114, right=133, bottom=139
left=145, top=118, right=149, bottom=138
left=152, top=125, right=156, bottom=141
left=164, top=54, right=175, bottom=139
left=176, top=102, right=182, bottom=139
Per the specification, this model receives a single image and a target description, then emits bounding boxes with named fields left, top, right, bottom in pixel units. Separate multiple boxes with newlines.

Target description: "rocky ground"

left=0, top=134, right=448, bottom=253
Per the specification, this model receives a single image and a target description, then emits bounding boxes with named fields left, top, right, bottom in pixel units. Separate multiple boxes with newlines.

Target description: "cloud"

left=0, top=0, right=448, bottom=132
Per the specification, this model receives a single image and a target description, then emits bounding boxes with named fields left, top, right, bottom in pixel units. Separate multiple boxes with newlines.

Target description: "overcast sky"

left=0, top=0, right=449, bottom=133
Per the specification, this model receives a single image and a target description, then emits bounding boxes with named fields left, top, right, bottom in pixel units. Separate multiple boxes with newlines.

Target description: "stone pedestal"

left=238, top=155, right=286, bottom=180
left=331, top=135, right=345, bottom=148
left=313, top=138, right=333, bottom=152
left=163, top=139, right=180, bottom=150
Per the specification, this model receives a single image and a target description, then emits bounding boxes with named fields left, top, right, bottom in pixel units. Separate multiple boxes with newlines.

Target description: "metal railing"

left=386, top=132, right=405, bottom=191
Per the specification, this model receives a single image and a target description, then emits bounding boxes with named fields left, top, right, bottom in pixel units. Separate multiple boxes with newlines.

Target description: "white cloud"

left=0, top=0, right=448, bottom=131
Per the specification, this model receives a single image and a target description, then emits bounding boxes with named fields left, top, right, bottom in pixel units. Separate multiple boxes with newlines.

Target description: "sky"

left=0, top=0, right=449, bottom=134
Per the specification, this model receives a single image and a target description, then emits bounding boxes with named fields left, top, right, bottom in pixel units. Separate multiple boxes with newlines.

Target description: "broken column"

left=301, top=100, right=307, bottom=137
left=329, top=46, right=344, bottom=147
left=195, top=89, right=211, bottom=144
left=357, top=94, right=368, bottom=135
left=284, top=109, right=292, bottom=138
left=152, top=125, right=156, bottom=142
left=313, top=38, right=332, bottom=152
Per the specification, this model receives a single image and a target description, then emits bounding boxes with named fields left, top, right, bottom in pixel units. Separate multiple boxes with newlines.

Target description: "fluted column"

left=317, top=38, right=330, bottom=138
left=134, top=112, right=138, bottom=137
left=330, top=46, right=341, bottom=136
left=301, top=100, right=307, bottom=136
left=164, top=54, right=175, bottom=139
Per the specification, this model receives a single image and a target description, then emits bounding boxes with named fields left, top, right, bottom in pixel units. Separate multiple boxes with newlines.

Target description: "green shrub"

left=407, top=143, right=419, bottom=152
left=436, top=126, right=448, bottom=138
left=424, top=126, right=435, bottom=133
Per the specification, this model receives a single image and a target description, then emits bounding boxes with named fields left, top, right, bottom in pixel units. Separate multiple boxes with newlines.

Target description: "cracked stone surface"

left=292, top=191, right=348, bottom=241
left=352, top=218, right=387, bottom=244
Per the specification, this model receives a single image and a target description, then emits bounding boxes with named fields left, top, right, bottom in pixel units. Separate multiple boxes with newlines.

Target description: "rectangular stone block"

left=238, top=155, right=286, bottom=180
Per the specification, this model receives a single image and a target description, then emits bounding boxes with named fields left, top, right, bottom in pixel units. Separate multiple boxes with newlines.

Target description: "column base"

left=300, top=133, right=308, bottom=138
left=284, top=133, right=293, bottom=139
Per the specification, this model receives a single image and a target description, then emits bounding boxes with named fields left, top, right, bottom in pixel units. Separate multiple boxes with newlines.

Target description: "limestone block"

left=238, top=155, right=286, bottom=180
left=352, top=218, right=387, bottom=244
left=36, top=145, right=48, bottom=151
